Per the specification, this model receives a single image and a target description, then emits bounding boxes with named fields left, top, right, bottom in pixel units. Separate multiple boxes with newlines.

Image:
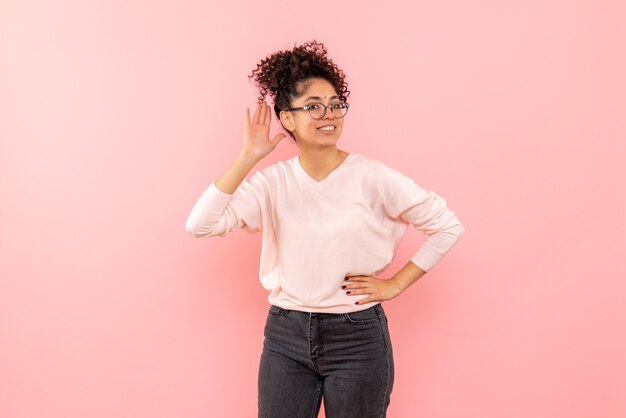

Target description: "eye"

left=308, top=104, right=321, bottom=110
left=332, top=103, right=346, bottom=109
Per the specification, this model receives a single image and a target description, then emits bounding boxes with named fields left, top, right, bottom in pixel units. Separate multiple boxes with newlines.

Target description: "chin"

left=314, top=131, right=341, bottom=139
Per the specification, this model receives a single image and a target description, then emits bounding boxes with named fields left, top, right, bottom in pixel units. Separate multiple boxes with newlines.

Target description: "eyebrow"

left=304, top=95, right=339, bottom=102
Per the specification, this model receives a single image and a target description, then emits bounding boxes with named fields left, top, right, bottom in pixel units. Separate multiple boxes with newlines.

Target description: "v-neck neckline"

left=294, top=153, right=355, bottom=186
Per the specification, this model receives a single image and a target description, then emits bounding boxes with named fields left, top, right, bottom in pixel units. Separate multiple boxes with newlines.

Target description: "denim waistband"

left=269, top=302, right=383, bottom=317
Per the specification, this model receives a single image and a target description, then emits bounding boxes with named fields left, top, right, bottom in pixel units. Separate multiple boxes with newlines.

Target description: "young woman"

left=186, top=40, right=465, bottom=418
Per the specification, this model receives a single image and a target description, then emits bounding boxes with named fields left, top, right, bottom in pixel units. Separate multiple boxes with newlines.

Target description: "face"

left=279, top=78, right=345, bottom=148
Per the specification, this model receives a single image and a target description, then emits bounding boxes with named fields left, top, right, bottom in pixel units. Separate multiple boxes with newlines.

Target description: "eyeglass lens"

left=309, top=103, right=348, bottom=119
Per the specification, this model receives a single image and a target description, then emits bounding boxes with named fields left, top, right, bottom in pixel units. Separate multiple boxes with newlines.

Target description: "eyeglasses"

left=282, top=102, right=350, bottom=120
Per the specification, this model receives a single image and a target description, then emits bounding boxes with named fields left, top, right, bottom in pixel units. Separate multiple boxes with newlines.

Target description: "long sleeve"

left=376, top=163, right=465, bottom=272
left=185, top=153, right=465, bottom=312
left=185, top=171, right=267, bottom=238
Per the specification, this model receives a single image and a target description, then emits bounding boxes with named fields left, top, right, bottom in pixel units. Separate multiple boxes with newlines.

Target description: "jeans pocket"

left=343, top=305, right=380, bottom=325
left=268, top=305, right=283, bottom=316
left=375, top=303, right=388, bottom=324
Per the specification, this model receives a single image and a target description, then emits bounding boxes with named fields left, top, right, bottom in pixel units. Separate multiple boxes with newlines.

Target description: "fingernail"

left=346, top=291, right=351, bottom=294
left=341, top=285, right=346, bottom=289
left=355, top=302, right=359, bottom=305
left=344, top=277, right=349, bottom=281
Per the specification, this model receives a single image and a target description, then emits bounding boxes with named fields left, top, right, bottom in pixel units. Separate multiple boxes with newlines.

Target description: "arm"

left=185, top=101, right=285, bottom=238
left=390, top=260, right=427, bottom=293
left=185, top=151, right=265, bottom=238
left=388, top=212, right=464, bottom=295
left=215, top=100, right=284, bottom=194
left=379, top=163, right=465, bottom=284
left=345, top=163, right=465, bottom=306
left=214, top=151, right=262, bottom=195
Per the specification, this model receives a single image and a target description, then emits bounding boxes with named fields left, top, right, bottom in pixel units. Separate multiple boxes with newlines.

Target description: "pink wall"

left=1, top=0, right=625, bottom=417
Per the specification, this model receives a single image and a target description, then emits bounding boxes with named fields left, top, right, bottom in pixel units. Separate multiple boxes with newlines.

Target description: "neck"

left=298, top=148, right=349, bottom=180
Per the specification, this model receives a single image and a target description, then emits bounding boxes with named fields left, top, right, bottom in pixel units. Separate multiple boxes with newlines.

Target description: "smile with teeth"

left=318, top=126, right=335, bottom=131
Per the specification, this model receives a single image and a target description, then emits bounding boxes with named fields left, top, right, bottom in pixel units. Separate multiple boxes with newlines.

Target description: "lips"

left=317, top=124, right=336, bottom=131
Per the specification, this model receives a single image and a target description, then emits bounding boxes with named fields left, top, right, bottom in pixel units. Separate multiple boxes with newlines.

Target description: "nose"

left=322, top=104, right=336, bottom=120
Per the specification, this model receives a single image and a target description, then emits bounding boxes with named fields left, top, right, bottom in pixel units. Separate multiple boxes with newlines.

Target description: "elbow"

left=185, top=218, right=227, bottom=238
left=185, top=218, right=211, bottom=238
left=186, top=230, right=205, bottom=239
left=185, top=222, right=205, bottom=238
left=438, top=219, right=465, bottom=244
left=452, top=222, right=465, bottom=243
left=457, top=222, right=465, bottom=238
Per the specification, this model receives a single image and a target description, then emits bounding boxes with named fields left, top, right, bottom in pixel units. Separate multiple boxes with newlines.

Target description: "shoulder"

left=259, top=156, right=296, bottom=178
left=352, top=153, right=415, bottom=185
left=244, top=156, right=296, bottom=187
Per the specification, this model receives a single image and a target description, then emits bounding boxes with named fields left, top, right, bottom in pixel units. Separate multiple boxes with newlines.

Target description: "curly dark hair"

left=247, top=39, right=350, bottom=141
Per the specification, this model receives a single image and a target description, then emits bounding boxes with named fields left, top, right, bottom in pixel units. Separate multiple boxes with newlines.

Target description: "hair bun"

left=248, top=39, right=350, bottom=108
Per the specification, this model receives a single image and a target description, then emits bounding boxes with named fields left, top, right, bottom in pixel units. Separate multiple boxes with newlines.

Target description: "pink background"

left=1, top=0, right=625, bottom=417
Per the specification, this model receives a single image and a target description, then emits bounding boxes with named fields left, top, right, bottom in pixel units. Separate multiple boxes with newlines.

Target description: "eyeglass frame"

left=280, top=101, right=350, bottom=120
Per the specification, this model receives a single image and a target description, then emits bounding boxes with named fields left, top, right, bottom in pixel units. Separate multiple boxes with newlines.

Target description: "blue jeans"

left=258, top=303, right=395, bottom=418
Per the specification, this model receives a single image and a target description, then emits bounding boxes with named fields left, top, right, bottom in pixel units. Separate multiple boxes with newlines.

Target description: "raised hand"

left=243, top=100, right=287, bottom=160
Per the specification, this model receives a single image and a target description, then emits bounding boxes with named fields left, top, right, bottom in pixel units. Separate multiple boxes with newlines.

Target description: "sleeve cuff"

left=409, top=246, right=445, bottom=272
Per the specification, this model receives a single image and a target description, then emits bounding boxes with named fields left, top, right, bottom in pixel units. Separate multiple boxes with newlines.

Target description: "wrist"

left=237, top=150, right=263, bottom=166
left=389, top=276, right=408, bottom=293
left=391, top=261, right=427, bottom=293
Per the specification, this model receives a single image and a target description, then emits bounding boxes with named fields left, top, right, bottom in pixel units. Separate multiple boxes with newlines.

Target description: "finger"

left=245, top=107, right=251, bottom=126
left=259, top=101, right=267, bottom=124
left=347, top=285, right=371, bottom=295
left=271, top=133, right=286, bottom=145
left=344, top=281, right=367, bottom=289
left=264, top=103, right=271, bottom=125
left=355, top=297, right=371, bottom=305
left=253, top=102, right=262, bottom=124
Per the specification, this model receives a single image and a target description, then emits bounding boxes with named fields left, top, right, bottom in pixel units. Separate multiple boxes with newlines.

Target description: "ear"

left=280, top=111, right=296, bottom=133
